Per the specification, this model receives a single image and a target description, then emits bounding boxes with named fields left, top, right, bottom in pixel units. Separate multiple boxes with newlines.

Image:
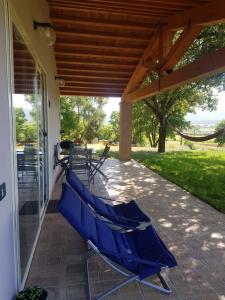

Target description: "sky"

left=186, top=92, right=225, bottom=122
left=105, top=94, right=225, bottom=123
left=14, top=93, right=225, bottom=124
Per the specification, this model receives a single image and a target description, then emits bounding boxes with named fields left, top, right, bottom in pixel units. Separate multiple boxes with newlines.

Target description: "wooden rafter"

left=122, top=0, right=225, bottom=100
left=47, top=0, right=214, bottom=97
left=124, top=46, right=225, bottom=103
left=161, top=25, right=203, bottom=72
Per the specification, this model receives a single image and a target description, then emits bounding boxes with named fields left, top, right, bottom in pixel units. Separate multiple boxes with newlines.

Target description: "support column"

left=119, top=101, right=132, bottom=161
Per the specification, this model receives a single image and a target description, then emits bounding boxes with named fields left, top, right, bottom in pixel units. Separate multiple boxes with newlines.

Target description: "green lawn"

left=108, top=149, right=225, bottom=213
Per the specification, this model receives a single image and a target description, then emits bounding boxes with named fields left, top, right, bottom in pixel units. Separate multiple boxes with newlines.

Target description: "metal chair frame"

left=68, top=146, right=92, bottom=186
left=54, top=143, right=69, bottom=182
left=89, top=145, right=110, bottom=183
left=86, top=240, right=172, bottom=300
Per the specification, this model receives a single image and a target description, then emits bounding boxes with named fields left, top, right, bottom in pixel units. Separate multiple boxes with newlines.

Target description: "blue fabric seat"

left=58, top=183, right=177, bottom=299
left=66, top=169, right=151, bottom=231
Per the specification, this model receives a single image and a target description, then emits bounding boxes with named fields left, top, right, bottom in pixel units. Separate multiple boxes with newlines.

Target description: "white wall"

left=0, top=1, right=17, bottom=299
left=0, top=0, right=60, bottom=298
left=9, top=0, right=61, bottom=196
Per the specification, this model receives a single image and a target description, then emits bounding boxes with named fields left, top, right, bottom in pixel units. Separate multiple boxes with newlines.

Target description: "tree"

left=99, top=124, right=114, bottom=140
left=15, top=107, right=27, bottom=143
left=109, top=111, right=120, bottom=141
left=215, top=120, right=225, bottom=146
left=142, top=24, right=225, bottom=152
left=132, top=102, right=159, bottom=147
left=60, top=96, right=107, bottom=142
left=133, top=99, right=190, bottom=148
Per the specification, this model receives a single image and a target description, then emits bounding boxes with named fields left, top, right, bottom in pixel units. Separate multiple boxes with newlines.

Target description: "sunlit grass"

left=92, top=142, right=225, bottom=213
left=132, top=151, right=225, bottom=213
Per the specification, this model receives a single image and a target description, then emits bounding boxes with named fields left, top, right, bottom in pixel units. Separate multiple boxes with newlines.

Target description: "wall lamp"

left=55, top=76, right=66, bottom=87
left=33, top=20, right=56, bottom=46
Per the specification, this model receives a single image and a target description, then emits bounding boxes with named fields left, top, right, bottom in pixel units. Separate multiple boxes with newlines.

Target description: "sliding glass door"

left=12, top=25, right=48, bottom=282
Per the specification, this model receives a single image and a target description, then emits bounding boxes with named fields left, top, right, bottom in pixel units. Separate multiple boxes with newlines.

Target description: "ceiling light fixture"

left=55, top=76, right=66, bottom=87
left=33, top=20, right=56, bottom=46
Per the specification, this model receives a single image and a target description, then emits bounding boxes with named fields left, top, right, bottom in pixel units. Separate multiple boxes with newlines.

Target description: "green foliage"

left=60, top=96, right=107, bottom=142
left=139, top=24, right=225, bottom=152
left=98, top=111, right=120, bottom=142
left=184, top=140, right=197, bottom=150
left=16, top=286, right=47, bottom=300
left=132, top=151, right=225, bottom=213
left=24, top=122, right=37, bottom=143
left=99, top=124, right=114, bottom=140
left=15, top=108, right=27, bottom=143
left=109, top=111, right=120, bottom=141
left=215, top=119, right=225, bottom=146
left=132, top=102, right=159, bottom=147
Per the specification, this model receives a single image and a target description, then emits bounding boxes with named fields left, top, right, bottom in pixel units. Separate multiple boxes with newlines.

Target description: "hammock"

left=168, top=121, right=225, bottom=142
left=142, top=100, right=225, bottom=142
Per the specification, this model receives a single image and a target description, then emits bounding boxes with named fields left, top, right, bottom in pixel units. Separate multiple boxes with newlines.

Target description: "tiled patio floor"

left=26, top=159, right=225, bottom=300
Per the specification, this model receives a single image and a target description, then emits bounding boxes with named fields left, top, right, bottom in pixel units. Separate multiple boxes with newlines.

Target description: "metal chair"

left=66, top=169, right=151, bottom=232
left=54, top=143, right=69, bottom=182
left=68, top=145, right=91, bottom=186
left=58, top=183, right=177, bottom=300
left=89, top=145, right=110, bottom=183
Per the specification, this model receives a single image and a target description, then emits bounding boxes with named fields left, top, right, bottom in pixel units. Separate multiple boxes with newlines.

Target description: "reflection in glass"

left=13, top=25, right=41, bottom=279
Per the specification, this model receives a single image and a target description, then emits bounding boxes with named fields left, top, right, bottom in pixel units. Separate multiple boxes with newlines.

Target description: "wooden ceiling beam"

left=53, top=23, right=152, bottom=40
left=49, top=0, right=180, bottom=15
left=55, top=48, right=140, bottom=59
left=48, top=0, right=200, bottom=8
left=49, top=3, right=163, bottom=19
left=50, top=7, right=157, bottom=28
left=57, top=68, right=132, bottom=77
left=65, top=82, right=127, bottom=87
left=55, top=54, right=138, bottom=65
left=51, top=17, right=156, bottom=31
left=60, top=90, right=121, bottom=97
left=59, top=73, right=130, bottom=81
left=124, top=45, right=225, bottom=103
left=55, top=40, right=143, bottom=51
left=55, top=29, right=149, bottom=42
left=164, top=0, right=225, bottom=31
left=62, top=76, right=128, bottom=84
left=122, top=28, right=161, bottom=95
left=63, top=86, right=123, bottom=92
left=122, top=0, right=223, bottom=99
left=49, top=0, right=195, bottom=11
left=48, top=2, right=167, bottom=19
left=161, top=25, right=203, bottom=72
left=55, top=36, right=148, bottom=49
left=56, top=63, right=134, bottom=73
left=56, top=61, right=135, bottom=70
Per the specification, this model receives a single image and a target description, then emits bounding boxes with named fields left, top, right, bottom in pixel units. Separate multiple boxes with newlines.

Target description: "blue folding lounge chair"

left=66, top=169, right=151, bottom=231
left=58, top=183, right=177, bottom=300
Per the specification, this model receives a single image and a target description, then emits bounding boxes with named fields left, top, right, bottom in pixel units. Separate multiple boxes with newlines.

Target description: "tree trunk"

left=158, top=117, right=167, bottom=153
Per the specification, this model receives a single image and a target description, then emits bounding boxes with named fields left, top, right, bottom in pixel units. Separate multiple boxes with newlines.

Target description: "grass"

left=132, top=151, right=225, bottom=213
left=93, top=142, right=225, bottom=213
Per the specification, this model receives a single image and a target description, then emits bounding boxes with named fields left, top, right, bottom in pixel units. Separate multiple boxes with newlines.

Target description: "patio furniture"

left=66, top=169, right=151, bottom=232
left=68, top=145, right=92, bottom=186
left=54, top=143, right=69, bottom=182
left=89, top=145, right=110, bottom=182
left=57, top=183, right=177, bottom=300
left=17, top=145, right=38, bottom=182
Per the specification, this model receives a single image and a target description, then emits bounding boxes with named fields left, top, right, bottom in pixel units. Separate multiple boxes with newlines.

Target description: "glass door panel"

left=37, top=71, right=48, bottom=214
left=12, top=25, right=46, bottom=281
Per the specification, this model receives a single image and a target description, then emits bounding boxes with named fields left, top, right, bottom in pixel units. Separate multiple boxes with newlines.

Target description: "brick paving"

left=26, top=159, right=225, bottom=300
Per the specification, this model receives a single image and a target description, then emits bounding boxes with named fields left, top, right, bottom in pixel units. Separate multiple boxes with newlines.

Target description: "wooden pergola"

left=46, top=0, right=225, bottom=160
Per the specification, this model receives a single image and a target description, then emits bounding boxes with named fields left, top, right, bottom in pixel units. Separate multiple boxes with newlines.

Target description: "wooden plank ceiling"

left=47, top=0, right=210, bottom=97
